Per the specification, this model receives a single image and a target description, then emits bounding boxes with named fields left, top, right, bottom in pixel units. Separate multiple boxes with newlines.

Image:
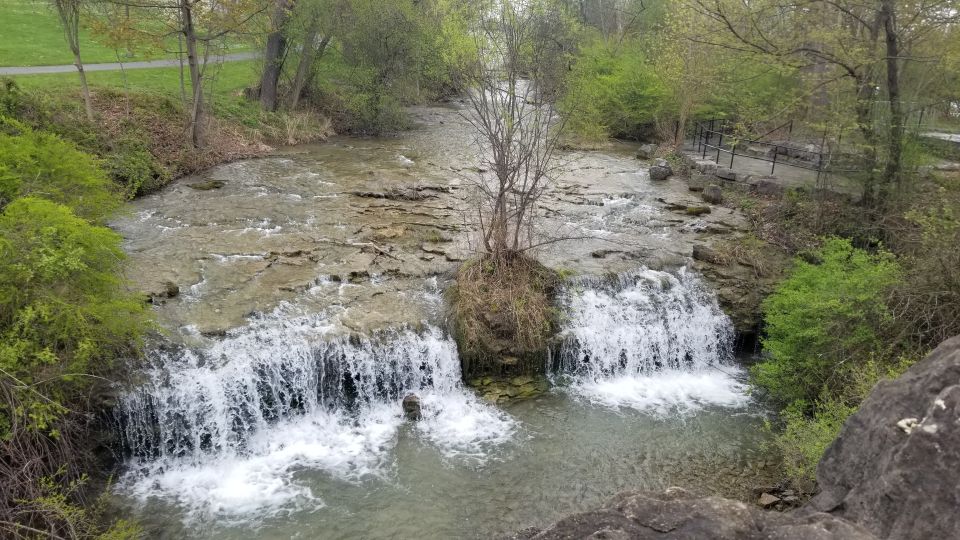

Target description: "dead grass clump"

left=451, top=253, right=559, bottom=377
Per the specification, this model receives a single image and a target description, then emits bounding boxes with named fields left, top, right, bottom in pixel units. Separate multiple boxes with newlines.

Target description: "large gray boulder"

left=803, top=335, right=960, bottom=539
left=512, top=488, right=874, bottom=540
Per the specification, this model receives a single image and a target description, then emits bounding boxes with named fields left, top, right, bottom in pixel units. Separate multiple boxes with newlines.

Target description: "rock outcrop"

left=513, top=336, right=960, bottom=540
left=802, top=335, right=960, bottom=539
left=512, top=488, right=874, bottom=540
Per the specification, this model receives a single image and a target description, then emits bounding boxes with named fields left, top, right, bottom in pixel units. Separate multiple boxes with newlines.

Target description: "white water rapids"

left=114, top=268, right=750, bottom=526
left=554, top=268, right=749, bottom=413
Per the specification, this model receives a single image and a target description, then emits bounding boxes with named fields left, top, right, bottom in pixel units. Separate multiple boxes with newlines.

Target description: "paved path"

left=0, top=52, right=258, bottom=75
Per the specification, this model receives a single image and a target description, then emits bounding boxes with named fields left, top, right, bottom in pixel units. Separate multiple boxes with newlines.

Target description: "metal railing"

left=692, top=119, right=864, bottom=178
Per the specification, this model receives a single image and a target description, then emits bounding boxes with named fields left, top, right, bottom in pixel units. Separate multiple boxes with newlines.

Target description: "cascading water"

left=114, top=308, right=514, bottom=521
left=553, top=267, right=750, bottom=413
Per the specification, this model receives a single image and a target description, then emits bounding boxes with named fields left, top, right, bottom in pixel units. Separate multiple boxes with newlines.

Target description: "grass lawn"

left=11, top=60, right=257, bottom=98
left=0, top=0, right=253, bottom=67
left=9, top=60, right=267, bottom=128
left=0, top=0, right=129, bottom=66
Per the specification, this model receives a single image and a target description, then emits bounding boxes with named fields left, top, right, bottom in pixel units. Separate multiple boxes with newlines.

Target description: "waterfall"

left=553, top=268, right=749, bottom=413
left=114, top=310, right=514, bottom=520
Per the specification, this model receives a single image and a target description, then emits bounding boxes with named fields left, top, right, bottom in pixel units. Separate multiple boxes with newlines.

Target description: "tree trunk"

left=260, top=0, right=291, bottom=112
left=72, top=49, right=94, bottom=122
left=287, top=25, right=329, bottom=110
left=880, top=0, right=903, bottom=201
left=180, top=0, right=203, bottom=147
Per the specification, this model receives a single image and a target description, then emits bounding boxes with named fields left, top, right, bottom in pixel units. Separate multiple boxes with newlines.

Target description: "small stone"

left=758, top=493, right=781, bottom=507
left=402, top=394, right=422, bottom=421
left=685, top=206, right=711, bottom=216
left=702, top=184, right=723, bottom=204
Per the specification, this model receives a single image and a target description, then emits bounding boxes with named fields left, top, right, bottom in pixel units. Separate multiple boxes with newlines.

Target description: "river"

left=110, top=101, right=774, bottom=539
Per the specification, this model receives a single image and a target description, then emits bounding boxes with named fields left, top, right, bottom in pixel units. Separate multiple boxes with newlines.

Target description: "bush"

left=0, top=118, right=119, bottom=221
left=753, top=237, right=902, bottom=408
left=771, top=399, right=855, bottom=492
left=0, top=120, right=148, bottom=536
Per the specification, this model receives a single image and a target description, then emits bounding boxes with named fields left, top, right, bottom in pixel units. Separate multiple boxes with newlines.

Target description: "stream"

left=110, top=101, right=774, bottom=539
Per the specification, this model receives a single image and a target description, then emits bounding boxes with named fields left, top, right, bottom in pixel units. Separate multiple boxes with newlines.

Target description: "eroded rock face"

left=511, top=488, right=875, bottom=540
left=803, top=335, right=960, bottom=539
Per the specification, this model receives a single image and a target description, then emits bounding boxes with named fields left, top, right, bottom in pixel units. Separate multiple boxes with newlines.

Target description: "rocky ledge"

left=512, top=335, right=960, bottom=540
left=512, top=488, right=873, bottom=539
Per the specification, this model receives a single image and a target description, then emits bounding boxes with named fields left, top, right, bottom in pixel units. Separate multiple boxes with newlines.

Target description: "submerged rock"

left=188, top=180, right=226, bottom=190
left=402, top=394, right=422, bottom=421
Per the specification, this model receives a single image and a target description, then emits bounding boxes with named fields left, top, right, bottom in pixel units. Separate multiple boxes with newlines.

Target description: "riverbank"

left=0, top=78, right=332, bottom=198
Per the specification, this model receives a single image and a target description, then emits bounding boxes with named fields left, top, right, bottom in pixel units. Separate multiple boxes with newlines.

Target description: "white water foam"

left=555, top=268, right=749, bottom=413
left=115, top=311, right=514, bottom=522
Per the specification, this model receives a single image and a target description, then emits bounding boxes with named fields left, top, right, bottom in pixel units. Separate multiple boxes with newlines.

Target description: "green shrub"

left=0, top=197, right=147, bottom=435
left=104, top=137, right=170, bottom=198
left=0, top=118, right=120, bottom=221
left=771, top=398, right=855, bottom=492
left=753, top=237, right=902, bottom=408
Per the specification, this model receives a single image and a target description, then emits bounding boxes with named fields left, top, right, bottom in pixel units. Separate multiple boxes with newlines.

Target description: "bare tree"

left=463, top=2, right=566, bottom=259
left=52, top=0, right=94, bottom=122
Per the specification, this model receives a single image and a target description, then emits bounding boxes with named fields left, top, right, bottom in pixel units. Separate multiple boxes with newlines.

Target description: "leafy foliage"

left=559, top=37, right=666, bottom=140
left=0, top=116, right=148, bottom=538
left=0, top=118, right=119, bottom=220
left=754, top=237, right=902, bottom=407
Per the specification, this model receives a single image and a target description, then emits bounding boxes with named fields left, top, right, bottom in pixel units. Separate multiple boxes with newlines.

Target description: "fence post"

left=716, top=133, right=723, bottom=162
left=730, top=140, right=736, bottom=168
left=771, top=147, right=777, bottom=175
left=702, top=128, right=709, bottom=159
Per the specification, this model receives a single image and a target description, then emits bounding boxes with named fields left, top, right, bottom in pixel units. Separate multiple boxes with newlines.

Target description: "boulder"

left=702, top=184, right=723, bottom=204
left=695, top=160, right=718, bottom=175
left=636, top=143, right=658, bottom=160
left=649, top=165, right=671, bottom=181
left=802, top=336, right=960, bottom=540
left=688, top=173, right=709, bottom=192
left=512, top=488, right=875, bottom=540
left=402, top=394, right=422, bottom=421
left=754, top=179, right=784, bottom=197
left=715, top=167, right=737, bottom=181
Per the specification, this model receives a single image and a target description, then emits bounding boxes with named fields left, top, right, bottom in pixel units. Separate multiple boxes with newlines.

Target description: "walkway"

left=0, top=52, right=258, bottom=75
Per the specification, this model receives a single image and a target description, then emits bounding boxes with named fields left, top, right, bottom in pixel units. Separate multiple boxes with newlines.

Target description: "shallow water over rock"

left=111, top=102, right=774, bottom=538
